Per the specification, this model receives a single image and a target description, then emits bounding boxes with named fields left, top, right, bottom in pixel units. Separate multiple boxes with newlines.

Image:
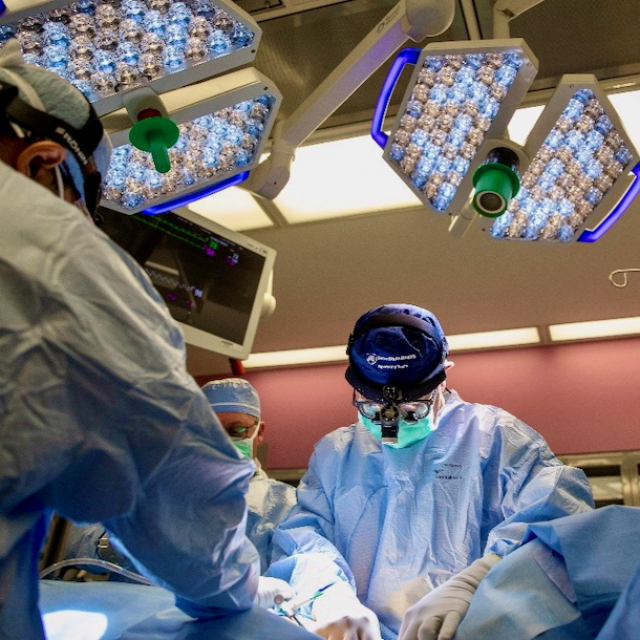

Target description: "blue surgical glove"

left=399, top=554, right=500, bottom=640
left=255, top=576, right=295, bottom=609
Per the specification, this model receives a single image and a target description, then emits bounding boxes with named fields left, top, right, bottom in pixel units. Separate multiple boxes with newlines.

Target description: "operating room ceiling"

left=168, top=0, right=640, bottom=374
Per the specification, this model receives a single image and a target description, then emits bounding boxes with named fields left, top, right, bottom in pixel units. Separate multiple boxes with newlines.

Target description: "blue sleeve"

left=268, top=445, right=356, bottom=594
left=484, top=419, right=594, bottom=558
left=1, top=193, right=260, bottom=619
left=596, top=556, right=640, bottom=640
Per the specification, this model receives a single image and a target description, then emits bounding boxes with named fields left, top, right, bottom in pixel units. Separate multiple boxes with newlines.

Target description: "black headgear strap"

left=345, top=313, right=447, bottom=402
left=0, top=79, right=104, bottom=213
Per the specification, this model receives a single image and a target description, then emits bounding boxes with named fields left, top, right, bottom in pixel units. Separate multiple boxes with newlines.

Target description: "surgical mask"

left=231, top=427, right=259, bottom=459
left=359, top=413, right=434, bottom=449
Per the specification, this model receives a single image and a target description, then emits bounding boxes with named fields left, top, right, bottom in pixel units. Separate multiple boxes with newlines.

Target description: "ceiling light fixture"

left=243, top=327, right=541, bottom=369
left=446, top=327, right=540, bottom=350
left=373, top=38, right=640, bottom=242
left=549, top=317, right=640, bottom=342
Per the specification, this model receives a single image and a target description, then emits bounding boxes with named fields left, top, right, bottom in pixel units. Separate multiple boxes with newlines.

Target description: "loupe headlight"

left=353, top=390, right=435, bottom=425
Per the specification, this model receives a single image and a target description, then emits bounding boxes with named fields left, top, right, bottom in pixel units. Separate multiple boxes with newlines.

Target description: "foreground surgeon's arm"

left=0, top=164, right=259, bottom=619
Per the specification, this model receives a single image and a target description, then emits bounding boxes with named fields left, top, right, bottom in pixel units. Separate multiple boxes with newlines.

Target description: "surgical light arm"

left=492, top=0, right=547, bottom=38
left=242, top=0, right=455, bottom=200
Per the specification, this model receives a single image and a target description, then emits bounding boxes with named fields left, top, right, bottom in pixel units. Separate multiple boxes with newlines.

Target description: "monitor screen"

left=97, top=206, right=276, bottom=360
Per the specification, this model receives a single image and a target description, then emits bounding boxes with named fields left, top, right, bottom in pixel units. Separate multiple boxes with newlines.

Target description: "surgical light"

left=100, top=67, right=281, bottom=215
left=0, top=0, right=261, bottom=116
left=374, top=39, right=640, bottom=242
left=489, top=77, right=639, bottom=242
left=372, top=40, right=538, bottom=216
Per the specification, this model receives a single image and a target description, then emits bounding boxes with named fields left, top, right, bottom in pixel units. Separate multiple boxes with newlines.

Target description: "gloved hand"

left=307, top=580, right=382, bottom=640
left=254, top=576, right=295, bottom=609
left=398, top=554, right=500, bottom=640
left=314, top=613, right=380, bottom=640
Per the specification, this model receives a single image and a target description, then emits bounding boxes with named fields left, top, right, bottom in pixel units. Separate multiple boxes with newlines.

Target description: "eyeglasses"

left=352, top=390, right=435, bottom=424
left=223, top=419, right=259, bottom=439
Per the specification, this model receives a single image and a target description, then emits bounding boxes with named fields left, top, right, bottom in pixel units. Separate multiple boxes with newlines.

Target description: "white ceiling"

left=174, top=0, right=640, bottom=374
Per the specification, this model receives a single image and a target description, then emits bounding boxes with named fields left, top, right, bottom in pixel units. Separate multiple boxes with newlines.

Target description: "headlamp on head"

left=346, top=304, right=448, bottom=444
left=0, top=78, right=104, bottom=217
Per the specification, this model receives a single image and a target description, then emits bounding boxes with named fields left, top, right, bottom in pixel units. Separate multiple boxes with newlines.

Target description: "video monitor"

left=97, top=206, right=276, bottom=360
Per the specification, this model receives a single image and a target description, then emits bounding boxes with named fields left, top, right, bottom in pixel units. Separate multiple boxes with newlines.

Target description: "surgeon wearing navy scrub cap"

left=267, top=303, right=595, bottom=640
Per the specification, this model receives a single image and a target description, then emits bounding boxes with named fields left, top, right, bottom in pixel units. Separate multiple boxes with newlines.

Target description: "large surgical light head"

left=488, top=76, right=639, bottom=242
left=0, top=0, right=282, bottom=215
left=345, top=304, right=448, bottom=443
left=0, top=0, right=262, bottom=116
left=100, top=67, right=281, bottom=215
left=372, top=40, right=538, bottom=216
left=373, top=38, right=640, bottom=242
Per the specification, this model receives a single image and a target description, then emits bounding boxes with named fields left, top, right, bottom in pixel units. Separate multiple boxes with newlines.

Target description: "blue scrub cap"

left=345, top=304, right=449, bottom=402
left=202, top=378, right=261, bottom=420
left=0, top=39, right=112, bottom=206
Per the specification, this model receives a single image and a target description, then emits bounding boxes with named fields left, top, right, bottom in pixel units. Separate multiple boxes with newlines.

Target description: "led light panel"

left=0, top=0, right=261, bottom=115
left=489, top=75, right=639, bottom=242
left=380, top=39, right=538, bottom=215
left=100, top=67, right=281, bottom=215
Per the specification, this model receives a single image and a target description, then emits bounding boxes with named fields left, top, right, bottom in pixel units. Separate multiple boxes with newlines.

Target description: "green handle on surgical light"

left=129, top=116, right=180, bottom=174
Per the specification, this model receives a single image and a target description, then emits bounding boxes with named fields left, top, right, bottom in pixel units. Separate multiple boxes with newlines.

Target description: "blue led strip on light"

left=577, top=161, right=640, bottom=243
left=103, top=93, right=277, bottom=213
left=141, top=170, right=249, bottom=215
left=371, top=47, right=421, bottom=149
left=0, top=0, right=256, bottom=108
left=385, top=50, right=525, bottom=213
left=490, top=88, right=635, bottom=242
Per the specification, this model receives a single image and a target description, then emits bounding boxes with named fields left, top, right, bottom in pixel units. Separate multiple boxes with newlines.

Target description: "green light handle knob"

left=472, top=163, right=520, bottom=218
left=129, top=116, right=180, bottom=174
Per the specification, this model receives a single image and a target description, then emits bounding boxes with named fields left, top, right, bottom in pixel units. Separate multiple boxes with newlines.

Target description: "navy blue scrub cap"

left=345, top=304, right=449, bottom=402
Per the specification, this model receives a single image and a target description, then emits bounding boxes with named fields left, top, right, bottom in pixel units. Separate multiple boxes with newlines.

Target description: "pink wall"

left=195, top=337, right=640, bottom=469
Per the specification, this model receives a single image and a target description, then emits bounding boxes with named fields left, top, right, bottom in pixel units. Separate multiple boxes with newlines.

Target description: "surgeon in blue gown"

left=0, top=41, right=297, bottom=639
left=267, top=304, right=594, bottom=640
left=202, top=378, right=298, bottom=573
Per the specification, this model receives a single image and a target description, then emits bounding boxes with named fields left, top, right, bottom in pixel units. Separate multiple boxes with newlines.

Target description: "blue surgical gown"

left=246, top=468, right=297, bottom=573
left=0, top=162, right=260, bottom=639
left=269, top=390, right=594, bottom=638
left=64, top=466, right=296, bottom=576
left=455, top=505, right=640, bottom=639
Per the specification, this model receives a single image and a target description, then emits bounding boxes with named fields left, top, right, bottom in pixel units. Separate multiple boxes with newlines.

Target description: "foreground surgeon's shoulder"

left=0, top=40, right=259, bottom=638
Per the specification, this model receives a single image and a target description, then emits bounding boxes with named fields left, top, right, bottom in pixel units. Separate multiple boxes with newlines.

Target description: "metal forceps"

left=275, top=582, right=336, bottom=626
